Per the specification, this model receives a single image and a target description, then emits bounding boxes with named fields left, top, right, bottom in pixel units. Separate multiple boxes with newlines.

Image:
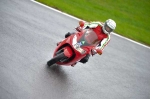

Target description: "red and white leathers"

left=77, top=21, right=110, bottom=55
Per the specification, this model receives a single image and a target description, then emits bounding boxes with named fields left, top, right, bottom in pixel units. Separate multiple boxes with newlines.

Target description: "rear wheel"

left=47, top=52, right=66, bottom=67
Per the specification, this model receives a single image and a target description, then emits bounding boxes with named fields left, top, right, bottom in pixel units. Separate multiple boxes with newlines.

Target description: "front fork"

left=56, top=46, right=73, bottom=63
left=63, top=46, right=77, bottom=66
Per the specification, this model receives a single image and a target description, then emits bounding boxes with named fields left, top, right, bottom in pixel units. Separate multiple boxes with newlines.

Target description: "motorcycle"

left=47, top=28, right=101, bottom=67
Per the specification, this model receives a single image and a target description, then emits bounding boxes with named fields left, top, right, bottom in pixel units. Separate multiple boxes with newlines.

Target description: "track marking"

left=31, top=0, right=150, bottom=49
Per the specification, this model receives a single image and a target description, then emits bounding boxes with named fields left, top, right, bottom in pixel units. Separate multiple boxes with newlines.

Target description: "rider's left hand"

left=91, top=49, right=102, bottom=56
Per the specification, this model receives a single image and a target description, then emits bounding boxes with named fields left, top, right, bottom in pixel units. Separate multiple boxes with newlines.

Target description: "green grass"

left=36, top=0, right=150, bottom=46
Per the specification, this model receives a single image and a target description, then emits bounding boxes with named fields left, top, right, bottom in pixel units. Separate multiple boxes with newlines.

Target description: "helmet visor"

left=104, top=23, right=113, bottom=33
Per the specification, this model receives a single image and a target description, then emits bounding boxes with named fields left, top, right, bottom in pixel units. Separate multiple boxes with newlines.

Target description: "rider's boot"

left=57, top=32, right=72, bottom=46
left=65, top=32, right=75, bottom=38
left=57, top=32, right=74, bottom=46
left=65, top=32, right=72, bottom=38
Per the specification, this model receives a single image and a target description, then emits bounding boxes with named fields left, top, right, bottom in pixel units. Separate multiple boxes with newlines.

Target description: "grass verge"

left=36, top=0, right=150, bottom=46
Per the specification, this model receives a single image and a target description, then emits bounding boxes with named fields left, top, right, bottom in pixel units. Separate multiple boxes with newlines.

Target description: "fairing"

left=54, top=29, right=99, bottom=66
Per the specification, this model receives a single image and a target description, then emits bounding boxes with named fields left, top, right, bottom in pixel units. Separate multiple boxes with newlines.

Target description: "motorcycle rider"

left=59, top=19, right=116, bottom=66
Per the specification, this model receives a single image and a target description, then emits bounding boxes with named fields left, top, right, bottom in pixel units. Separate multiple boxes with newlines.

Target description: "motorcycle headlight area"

left=73, top=43, right=86, bottom=54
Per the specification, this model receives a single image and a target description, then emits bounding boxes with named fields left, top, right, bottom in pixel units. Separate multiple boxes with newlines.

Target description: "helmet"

left=102, top=19, right=116, bottom=34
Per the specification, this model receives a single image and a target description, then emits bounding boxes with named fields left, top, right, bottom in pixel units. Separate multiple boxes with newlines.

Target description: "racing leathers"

left=77, top=21, right=110, bottom=55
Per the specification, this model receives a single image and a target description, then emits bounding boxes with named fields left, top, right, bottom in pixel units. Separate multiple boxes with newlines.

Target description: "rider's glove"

left=79, top=21, right=84, bottom=27
left=96, top=48, right=102, bottom=55
left=91, top=49, right=102, bottom=56
left=76, top=20, right=85, bottom=32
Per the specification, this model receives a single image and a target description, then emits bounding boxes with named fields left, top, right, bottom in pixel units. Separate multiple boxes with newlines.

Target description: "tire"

left=47, top=53, right=66, bottom=67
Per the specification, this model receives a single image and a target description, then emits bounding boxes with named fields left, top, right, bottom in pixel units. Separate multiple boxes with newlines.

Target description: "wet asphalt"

left=0, top=0, right=150, bottom=99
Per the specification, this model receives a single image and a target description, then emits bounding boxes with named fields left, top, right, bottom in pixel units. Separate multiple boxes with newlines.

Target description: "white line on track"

left=31, top=0, right=150, bottom=49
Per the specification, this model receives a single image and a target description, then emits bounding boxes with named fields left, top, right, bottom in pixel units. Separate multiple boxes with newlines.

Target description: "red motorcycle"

left=47, top=28, right=101, bottom=67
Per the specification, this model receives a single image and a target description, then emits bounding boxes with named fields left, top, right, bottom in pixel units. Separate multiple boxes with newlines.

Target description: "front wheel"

left=47, top=53, right=66, bottom=67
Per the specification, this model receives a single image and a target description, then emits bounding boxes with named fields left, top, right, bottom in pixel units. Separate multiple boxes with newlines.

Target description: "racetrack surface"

left=0, top=0, right=150, bottom=99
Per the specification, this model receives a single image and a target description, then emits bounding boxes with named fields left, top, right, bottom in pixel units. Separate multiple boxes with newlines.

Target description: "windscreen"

left=77, top=29, right=99, bottom=47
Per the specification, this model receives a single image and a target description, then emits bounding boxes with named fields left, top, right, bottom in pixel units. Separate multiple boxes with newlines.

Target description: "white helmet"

left=102, top=19, right=116, bottom=34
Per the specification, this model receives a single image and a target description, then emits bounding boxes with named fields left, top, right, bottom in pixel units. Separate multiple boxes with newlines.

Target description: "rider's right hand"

left=79, top=21, right=84, bottom=27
